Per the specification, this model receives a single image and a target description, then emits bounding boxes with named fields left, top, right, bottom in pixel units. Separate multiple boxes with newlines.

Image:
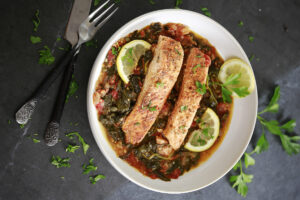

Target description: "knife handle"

left=15, top=48, right=76, bottom=125
left=44, top=48, right=79, bottom=146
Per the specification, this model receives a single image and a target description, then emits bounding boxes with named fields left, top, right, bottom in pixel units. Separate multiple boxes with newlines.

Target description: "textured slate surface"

left=0, top=0, right=299, bottom=199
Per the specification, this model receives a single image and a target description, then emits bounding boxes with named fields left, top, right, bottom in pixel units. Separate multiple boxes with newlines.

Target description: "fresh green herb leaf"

left=149, top=0, right=155, bottom=4
left=114, top=0, right=121, bottom=3
left=56, top=37, right=61, bottom=41
left=39, top=46, right=55, bottom=65
left=180, top=105, right=188, bottom=112
left=249, top=54, right=255, bottom=61
left=30, top=36, right=41, bottom=44
left=122, top=48, right=134, bottom=65
left=248, top=36, right=254, bottom=42
left=175, top=0, right=182, bottom=8
left=8, top=120, right=11, bottom=124
left=253, top=132, right=269, bottom=154
left=94, top=0, right=100, bottom=6
left=259, top=118, right=282, bottom=135
left=179, top=125, right=186, bottom=129
left=223, top=73, right=241, bottom=86
left=134, top=122, right=141, bottom=126
left=156, top=81, right=164, bottom=88
left=66, top=78, right=78, bottom=102
left=66, top=144, right=80, bottom=153
left=232, top=160, right=241, bottom=171
left=279, top=134, right=300, bottom=155
left=238, top=21, right=244, bottom=27
left=20, top=124, right=25, bottom=129
left=201, top=7, right=211, bottom=17
left=89, top=174, right=105, bottom=184
left=33, top=9, right=40, bottom=32
left=244, top=153, right=255, bottom=168
left=175, top=48, right=181, bottom=55
left=258, top=86, right=280, bottom=114
left=85, top=39, right=98, bottom=48
left=231, top=86, right=250, bottom=97
left=60, top=176, right=65, bottom=180
left=83, top=158, right=98, bottom=174
left=33, top=133, right=39, bottom=136
left=51, top=156, right=71, bottom=168
left=221, top=86, right=232, bottom=103
left=192, top=64, right=203, bottom=73
left=32, top=138, right=40, bottom=143
left=144, top=101, right=157, bottom=111
left=196, top=55, right=202, bottom=58
left=111, top=46, right=119, bottom=56
left=281, top=120, right=296, bottom=133
left=195, top=81, right=206, bottom=95
left=66, top=132, right=90, bottom=155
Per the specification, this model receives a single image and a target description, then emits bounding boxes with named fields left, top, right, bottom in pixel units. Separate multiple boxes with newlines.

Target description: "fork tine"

left=91, top=3, right=115, bottom=25
left=88, top=0, right=111, bottom=19
left=94, top=7, right=119, bottom=30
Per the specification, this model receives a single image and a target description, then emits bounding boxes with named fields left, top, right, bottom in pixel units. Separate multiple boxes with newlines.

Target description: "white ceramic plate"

left=87, top=9, right=258, bottom=194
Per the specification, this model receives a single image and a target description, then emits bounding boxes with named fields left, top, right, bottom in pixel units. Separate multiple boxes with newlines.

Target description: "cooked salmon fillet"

left=163, top=48, right=211, bottom=150
left=122, top=35, right=184, bottom=145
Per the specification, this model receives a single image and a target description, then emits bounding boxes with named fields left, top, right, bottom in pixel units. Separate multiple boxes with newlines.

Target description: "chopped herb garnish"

left=248, top=36, right=254, bottom=42
left=249, top=54, right=255, bottom=61
left=66, top=78, right=78, bottom=102
left=66, top=132, right=90, bottom=155
left=144, top=101, right=157, bottom=111
left=32, top=9, right=40, bottom=32
left=32, top=138, right=40, bottom=143
left=149, top=0, right=155, bottom=4
left=134, top=122, right=141, bottom=126
left=122, top=47, right=134, bottom=65
left=60, top=176, right=65, bottom=180
left=179, top=125, right=186, bottom=130
left=180, top=105, right=188, bottom=112
left=51, top=156, right=71, bottom=168
left=20, top=124, right=25, bottom=129
left=175, top=48, right=181, bottom=55
left=85, top=39, right=98, bottom=48
left=196, top=55, right=202, bottom=58
left=175, top=0, right=182, bottom=8
left=195, top=81, right=206, bottom=95
left=66, top=144, right=80, bottom=153
left=192, top=64, right=203, bottom=73
left=201, top=7, right=211, bottom=17
left=83, top=158, right=98, bottom=174
left=238, top=21, right=244, bottom=27
left=89, top=174, right=105, bottom=184
left=94, top=0, right=100, bottom=6
left=39, top=46, right=55, bottom=65
left=156, top=81, right=164, bottom=88
left=111, top=47, right=119, bottom=56
left=56, top=37, right=61, bottom=41
left=197, top=138, right=206, bottom=145
left=30, top=36, right=41, bottom=44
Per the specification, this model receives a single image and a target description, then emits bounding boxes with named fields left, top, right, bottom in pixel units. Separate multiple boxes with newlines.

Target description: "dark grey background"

left=0, top=0, right=300, bottom=199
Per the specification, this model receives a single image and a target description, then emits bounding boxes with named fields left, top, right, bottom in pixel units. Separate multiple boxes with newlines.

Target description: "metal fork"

left=44, top=0, right=118, bottom=146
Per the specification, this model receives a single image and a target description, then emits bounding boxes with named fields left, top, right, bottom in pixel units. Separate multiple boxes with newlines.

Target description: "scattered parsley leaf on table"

left=244, top=153, right=255, bottom=168
left=66, top=144, right=80, bottom=153
left=248, top=36, right=254, bottom=42
left=51, top=156, right=71, bottom=168
left=20, top=124, right=25, bottom=129
left=85, top=39, right=98, bottom=48
left=175, top=0, right=182, bottom=8
left=82, top=158, right=98, bottom=174
left=39, top=46, right=55, bottom=65
left=94, top=0, right=100, bottom=6
left=66, top=132, right=90, bottom=155
left=253, top=132, right=269, bottom=154
left=149, top=0, right=155, bottom=5
left=66, top=78, right=78, bottom=102
left=258, top=86, right=280, bottom=114
left=238, top=21, right=244, bottom=27
left=89, top=174, right=105, bottom=184
left=32, top=138, right=40, bottom=143
left=30, top=36, right=41, bottom=44
left=33, top=9, right=40, bottom=32
left=201, top=7, right=211, bottom=17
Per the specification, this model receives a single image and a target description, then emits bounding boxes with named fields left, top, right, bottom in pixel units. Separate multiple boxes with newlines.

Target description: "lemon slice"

left=116, top=40, right=151, bottom=84
left=218, top=58, right=255, bottom=97
left=184, top=108, right=220, bottom=152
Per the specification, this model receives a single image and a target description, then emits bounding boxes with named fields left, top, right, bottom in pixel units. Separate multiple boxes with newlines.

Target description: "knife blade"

left=15, top=0, right=92, bottom=125
left=65, top=0, right=92, bottom=47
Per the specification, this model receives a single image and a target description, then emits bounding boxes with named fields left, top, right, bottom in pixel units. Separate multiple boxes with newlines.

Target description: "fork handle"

left=44, top=47, right=80, bottom=146
left=15, top=48, right=77, bottom=125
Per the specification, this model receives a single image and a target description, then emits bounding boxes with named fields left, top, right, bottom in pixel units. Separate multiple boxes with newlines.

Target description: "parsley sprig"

left=65, top=144, right=80, bottom=153
left=39, top=46, right=55, bottom=65
left=230, top=86, right=299, bottom=197
left=66, top=132, right=90, bottom=155
left=82, top=158, right=98, bottom=174
left=51, top=156, right=71, bottom=168
left=33, top=9, right=40, bottom=32
left=195, top=81, right=206, bottom=95
left=89, top=174, right=105, bottom=184
left=220, top=73, right=249, bottom=103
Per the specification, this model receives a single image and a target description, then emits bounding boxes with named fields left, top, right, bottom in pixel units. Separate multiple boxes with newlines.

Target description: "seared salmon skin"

left=163, top=48, right=211, bottom=150
left=122, top=35, right=184, bottom=145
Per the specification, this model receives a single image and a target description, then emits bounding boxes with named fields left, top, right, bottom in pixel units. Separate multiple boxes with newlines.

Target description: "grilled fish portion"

left=163, top=48, right=211, bottom=150
left=122, top=35, right=184, bottom=145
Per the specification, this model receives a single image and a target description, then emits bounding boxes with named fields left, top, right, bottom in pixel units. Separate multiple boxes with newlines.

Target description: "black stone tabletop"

left=0, top=0, right=299, bottom=199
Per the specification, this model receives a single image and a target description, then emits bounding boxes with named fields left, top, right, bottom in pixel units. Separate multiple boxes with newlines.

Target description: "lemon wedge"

left=184, top=108, right=220, bottom=152
left=116, top=40, right=151, bottom=84
left=218, top=58, right=255, bottom=96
